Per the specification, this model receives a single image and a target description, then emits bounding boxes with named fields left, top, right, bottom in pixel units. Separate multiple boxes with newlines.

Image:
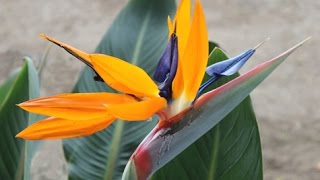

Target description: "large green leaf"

left=0, top=57, right=40, bottom=180
left=0, top=70, right=20, bottom=106
left=153, top=48, right=262, bottom=180
left=63, top=0, right=176, bottom=179
left=124, top=39, right=309, bottom=179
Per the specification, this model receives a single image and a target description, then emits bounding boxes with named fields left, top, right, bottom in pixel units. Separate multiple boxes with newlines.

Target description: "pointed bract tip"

left=296, top=36, right=312, bottom=47
left=253, top=37, right=271, bottom=50
left=284, top=37, right=311, bottom=54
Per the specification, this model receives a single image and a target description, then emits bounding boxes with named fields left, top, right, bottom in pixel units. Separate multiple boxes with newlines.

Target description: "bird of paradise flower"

left=16, top=0, right=309, bottom=179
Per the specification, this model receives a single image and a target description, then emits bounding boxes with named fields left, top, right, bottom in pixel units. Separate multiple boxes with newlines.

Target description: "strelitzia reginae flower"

left=15, top=0, right=310, bottom=179
left=16, top=0, right=258, bottom=140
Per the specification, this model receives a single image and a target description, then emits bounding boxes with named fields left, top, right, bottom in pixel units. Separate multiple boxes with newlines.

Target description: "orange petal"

left=18, top=93, right=136, bottom=120
left=16, top=116, right=115, bottom=140
left=172, top=61, right=184, bottom=99
left=90, top=54, right=159, bottom=98
left=105, top=97, right=167, bottom=120
left=175, top=0, right=191, bottom=56
left=172, top=0, right=191, bottom=99
left=181, top=0, right=208, bottom=101
left=39, top=34, right=92, bottom=66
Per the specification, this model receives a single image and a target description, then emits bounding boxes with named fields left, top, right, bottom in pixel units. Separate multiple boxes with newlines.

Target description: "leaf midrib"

left=103, top=121, right=125, bottom=180
left=207, top=124, right=220, bottom=180
left=0, top=63, right=28, bottom=180
left=0, top=63, right=27, bottom=114
left=131, top=9, right=151, bottom=65
left=103, top=8, right=151, bottom=180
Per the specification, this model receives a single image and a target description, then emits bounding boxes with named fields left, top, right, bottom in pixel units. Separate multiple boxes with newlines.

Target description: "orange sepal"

left=16, top=116, right=115, bottom=140
left=18, top=93, right=136, bottom=120
left=175, top=0, right=191, bottom=56
left=39, top=34, right=92, bottom=65
left=181, top=0, right=208, bottom=101
left=90, top=54, right=159, bottom=98
left=105, top=97, right=167, bottom=120
left=172, top=0, right=191, bottom=99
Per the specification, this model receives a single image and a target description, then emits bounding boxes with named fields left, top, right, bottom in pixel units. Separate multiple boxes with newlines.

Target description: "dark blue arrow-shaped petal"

left=197, top=38, right=270, bottom=97
left=206, top=49, right=255, bottom=76
left=153, top=34, right=178, bottom=100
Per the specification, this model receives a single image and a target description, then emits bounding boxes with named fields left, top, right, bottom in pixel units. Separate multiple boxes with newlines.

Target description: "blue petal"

left=196, top=49, right=256, bottom=98
left=153, top=34, right=178, bottom=100
left=196, top=75, right=219, bottom=97
left=206, top=49, right=255, bottom=76
left=154, top=34, right=177, bottom=83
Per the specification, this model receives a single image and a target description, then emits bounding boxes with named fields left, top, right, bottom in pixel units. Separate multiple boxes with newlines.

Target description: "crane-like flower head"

left=16, top=0, right=255, bottom=140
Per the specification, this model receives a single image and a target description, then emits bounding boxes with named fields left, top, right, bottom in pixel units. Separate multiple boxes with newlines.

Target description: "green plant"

left=5, top=0, right=309, bottom=179
left=0, top=58, right=40, bottom=180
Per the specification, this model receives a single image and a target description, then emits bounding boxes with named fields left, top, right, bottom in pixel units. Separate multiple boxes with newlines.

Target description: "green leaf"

left=122, top=159, right=137, bottom=180
left=62, top=0, right=176, bottom=179
left=208, top=41, right=220, bottom=53
left=0, top=57, right=40, bottom=180
left=153, top=48, right=262, bottom=180
left=0, top=70, right=20, bottom=106
left=128, top=38, right=309, bottom=179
